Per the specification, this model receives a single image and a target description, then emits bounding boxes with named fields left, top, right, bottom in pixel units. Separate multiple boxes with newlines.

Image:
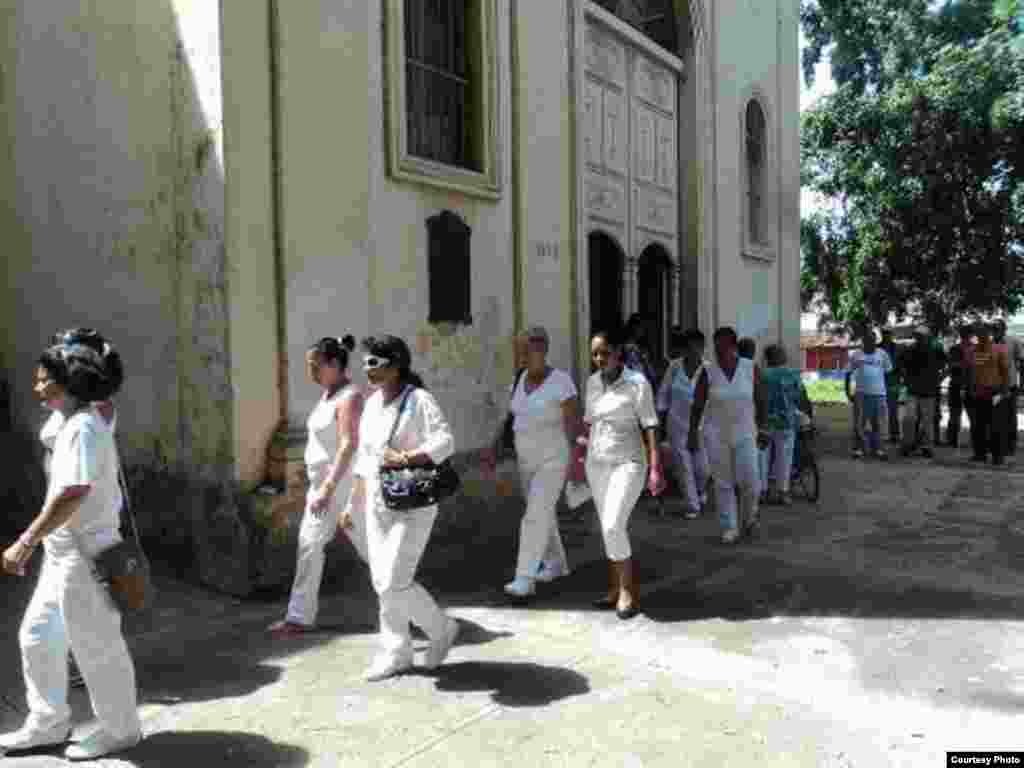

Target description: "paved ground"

left=2, top=408, right=1023, bottom=766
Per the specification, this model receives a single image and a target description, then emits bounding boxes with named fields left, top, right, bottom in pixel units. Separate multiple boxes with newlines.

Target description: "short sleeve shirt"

left=43, top=410, right=122, bottom=558
left=585, top=367, right=659, bottom=464
left=762, top=366, right=803, bottom=431
left=510, top=368, right=577, bottom=464
left=848, top=349, right=892, bottom=396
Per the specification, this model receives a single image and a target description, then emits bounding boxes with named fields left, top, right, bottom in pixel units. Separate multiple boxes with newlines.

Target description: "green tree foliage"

left=801, top=0, right=1024, bottom=332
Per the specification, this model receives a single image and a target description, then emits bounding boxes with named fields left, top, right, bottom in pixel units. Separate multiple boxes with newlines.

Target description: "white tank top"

left=703, top=357, right=757, bottom=445
left=304, top=385, right=357, bottom=482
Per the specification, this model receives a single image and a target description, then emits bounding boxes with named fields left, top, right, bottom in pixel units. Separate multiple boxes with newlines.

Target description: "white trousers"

left=20, top=552, right=141, bottom=739
left=666, top=425, right=709, bottom=511
left=366, top=492, right=446, bottom=663
left=515, top=456, right=570, bottom=579
left=285, top=472, right=366, bottom=626
left=758, top=429, right=796, bottom=494
left=704, top=432, right=760, bottom=532
left=585, top=459, right=646, bottom=561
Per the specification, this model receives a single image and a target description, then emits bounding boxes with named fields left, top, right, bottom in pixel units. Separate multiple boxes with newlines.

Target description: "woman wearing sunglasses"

left=345, top=335, right=459, bottom=681
left=269, top=335, right=366, bottom=636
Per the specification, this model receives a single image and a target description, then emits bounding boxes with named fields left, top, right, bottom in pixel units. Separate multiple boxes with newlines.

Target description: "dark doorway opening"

left=588, top=231, right=625, bottom=340
left=637, top=244, right=673, bottom=368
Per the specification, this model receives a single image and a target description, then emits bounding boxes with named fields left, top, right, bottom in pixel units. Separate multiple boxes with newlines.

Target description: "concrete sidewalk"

left=2, top=422, right=1024, bottom=766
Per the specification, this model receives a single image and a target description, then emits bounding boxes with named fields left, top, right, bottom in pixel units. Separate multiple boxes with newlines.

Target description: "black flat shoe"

left=592, top=595, right=616, bottom=609
left=616, top=603, right=640, bottom=620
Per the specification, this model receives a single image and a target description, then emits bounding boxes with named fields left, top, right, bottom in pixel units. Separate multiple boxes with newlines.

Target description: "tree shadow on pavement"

left=427, top=661, right=590, bottom=708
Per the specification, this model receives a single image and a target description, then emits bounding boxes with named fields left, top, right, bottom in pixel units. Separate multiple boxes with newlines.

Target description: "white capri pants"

left=366, top=491, right=446, bottom=663
left=758, top=429, right=796, bottom=494
left=704, top=431, right=760, bottom=532
left=585, top=459, right=646, bottom=561
left=515, top=456, right=571, bottom=579
left=285, top=470, right=365, bottom=626
left=20, top=550, right=141, bottom=739
left=666, top=427, right=709, bottom=511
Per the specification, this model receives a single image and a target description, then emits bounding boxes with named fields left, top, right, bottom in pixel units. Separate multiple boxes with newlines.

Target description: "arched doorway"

left=637, top=244, right=673, bottom=367
left=588, top=232, right=624, bottom=339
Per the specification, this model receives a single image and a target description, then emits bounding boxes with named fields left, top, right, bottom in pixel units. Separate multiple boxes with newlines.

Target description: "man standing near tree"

left=992, top=319, right=1023, bottom=457
left=966, top=323, right=1011, bottom=466
left=899, top=326, right=947, bottom=458
left=880, top=328, right=902, bottom=443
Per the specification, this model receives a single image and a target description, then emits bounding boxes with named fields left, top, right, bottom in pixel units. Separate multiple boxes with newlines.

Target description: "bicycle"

left=788, top=423, right=821, bottom=502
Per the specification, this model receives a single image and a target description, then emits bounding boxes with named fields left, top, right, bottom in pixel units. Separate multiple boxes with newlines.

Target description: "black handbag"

left=92, top=442, right=153, bottom=613
left=379, top=387, right=461, bottom=511
left=499, top=368, right=527, bottom=457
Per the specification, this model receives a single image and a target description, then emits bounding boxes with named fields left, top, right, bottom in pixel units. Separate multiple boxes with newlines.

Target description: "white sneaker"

left=65, top=728, right=141, bottom=761
left=423, top=617, right=460, bottom=670
left=503, top=576, right=536, bottom=597
left=0, top=720, right=72, bottom=754
left=535, top=560, right=567, bottom=583
left=365, top=654, right=413, bottom=682
left=721, top=528, right=741, bottom=544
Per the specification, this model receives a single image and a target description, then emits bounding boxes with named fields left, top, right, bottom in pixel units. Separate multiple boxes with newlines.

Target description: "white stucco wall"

left=1, top=0, right=232, bottom=481
left=708, top=0, right=801, bottom=360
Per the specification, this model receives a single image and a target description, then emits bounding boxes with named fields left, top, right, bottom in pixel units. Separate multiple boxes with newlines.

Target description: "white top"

left=510, top=368, right=577, bottom=465
left=43, top=409, right=122, bottom=559
left=703, top=357, right=757, bottom=446
left=656, top=359, right=703, bottom=436
left=41, top=404, right=117, bottom=477
left=304, top=385, right=357, bottom=470
left=847, top=349, right=892, bottom=396
left=584, top=367, right=659, bottom=464
left=353, top=386, right=454, bottom=490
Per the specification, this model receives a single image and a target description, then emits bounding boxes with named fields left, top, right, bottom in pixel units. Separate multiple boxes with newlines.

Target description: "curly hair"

left=38, top=343, right=120, bottom=403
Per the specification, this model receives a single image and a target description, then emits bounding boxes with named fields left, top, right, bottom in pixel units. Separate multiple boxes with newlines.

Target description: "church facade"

left=0, top=0, right=799, bottom=592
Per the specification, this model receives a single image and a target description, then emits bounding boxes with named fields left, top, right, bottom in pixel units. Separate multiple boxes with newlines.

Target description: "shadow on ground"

left=426, top=661, right=590, bottom=707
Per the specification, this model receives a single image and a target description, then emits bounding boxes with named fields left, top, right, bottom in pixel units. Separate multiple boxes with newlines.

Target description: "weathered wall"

left=708, top=0, right=801, bottom=359
left=0, top=1, right=243, bottom=585
left=274, top=0, right=519, bottom=456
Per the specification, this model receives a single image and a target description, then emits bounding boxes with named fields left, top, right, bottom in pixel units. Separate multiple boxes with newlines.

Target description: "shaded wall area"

left=0, top=0, right=253, bottom=592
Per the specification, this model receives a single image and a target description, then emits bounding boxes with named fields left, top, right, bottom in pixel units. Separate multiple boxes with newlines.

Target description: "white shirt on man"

left=847, top=348, right=892, bottom=396
left=510, top=368, right=577, bottom=465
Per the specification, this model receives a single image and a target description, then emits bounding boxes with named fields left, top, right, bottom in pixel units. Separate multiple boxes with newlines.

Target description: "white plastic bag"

left=564, top=480, right=592, bottom=510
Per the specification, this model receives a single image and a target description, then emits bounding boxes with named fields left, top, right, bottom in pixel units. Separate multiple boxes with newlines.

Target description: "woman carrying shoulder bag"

left=346, top=335, right=459, bottom=681
left=1, top=341, right=142, bottom=761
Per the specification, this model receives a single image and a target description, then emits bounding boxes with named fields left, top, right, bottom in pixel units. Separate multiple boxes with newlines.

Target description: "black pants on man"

left=971, top=396, right=1006, bottom=463
left=887, top=388, right=901, bottom=441
left=946, top=388, right=964, bottom=446
left=1009, top=390, right=1018, bottom=456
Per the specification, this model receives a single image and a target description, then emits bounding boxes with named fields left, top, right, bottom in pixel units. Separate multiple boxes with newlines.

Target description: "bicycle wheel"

left=794, top=454, right=820, bottom=502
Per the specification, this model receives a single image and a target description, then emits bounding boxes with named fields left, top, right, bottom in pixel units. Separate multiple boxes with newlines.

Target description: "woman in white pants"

left=2, top=342, right=142, bottom=761
left=688, top=327, right=767, bottom=544
left=581, top=327, right=665, bottom=620
left=269, top=335, right=366, bottom=636
left=345, top=335, right=459, bottom=681
left=656, top=329, right=709, bottom=519
left=480, top=326, right=580, bottom=599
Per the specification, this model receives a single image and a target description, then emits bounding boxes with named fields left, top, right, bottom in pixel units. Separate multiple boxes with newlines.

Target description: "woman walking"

left=581, top=327, right=665, bottom=620
left=688, top=327, right=765, bottom=544
left=656, top=329, right=709, bottom=519
left=347, top=335, right=459, bottom=680
left=480, top=326, right=580, bottom=598
left=758, top=344, right=804, bottom=506
left=1, top=341, right=142, bottom=761
left=269, top=335, right=365, bottom=636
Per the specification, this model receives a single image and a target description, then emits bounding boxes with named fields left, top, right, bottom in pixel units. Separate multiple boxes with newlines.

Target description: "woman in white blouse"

left=480, top=326, right=580, bottom=599
left=343, top=335, right=459, bottom=681
left=269, top=335, right=365, bottom=636
left=687, top=327, right=767, bottom=544
left=579, top=327, right=665, bottom=620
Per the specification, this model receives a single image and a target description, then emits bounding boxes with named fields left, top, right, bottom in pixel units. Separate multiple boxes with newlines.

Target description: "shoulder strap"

left=386, top=386, right=414, bottom=448
left=113, top=434, right=145, bottom=554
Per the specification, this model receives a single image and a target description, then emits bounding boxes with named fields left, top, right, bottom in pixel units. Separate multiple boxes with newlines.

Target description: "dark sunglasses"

left=362, top=355, right=392, bottom=370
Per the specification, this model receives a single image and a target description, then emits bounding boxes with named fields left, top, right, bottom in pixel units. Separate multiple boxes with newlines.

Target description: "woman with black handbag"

left=344, top=335, right=459, bottom=681
left=1, top=341, right=142, bottom=761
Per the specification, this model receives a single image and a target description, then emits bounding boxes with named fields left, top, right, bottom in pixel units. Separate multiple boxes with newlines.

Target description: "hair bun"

left=341, top=334, right=356, bottom=351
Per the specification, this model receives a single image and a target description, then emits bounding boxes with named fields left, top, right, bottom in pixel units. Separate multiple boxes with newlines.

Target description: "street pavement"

left=2, top=410, right=1024, bottom=766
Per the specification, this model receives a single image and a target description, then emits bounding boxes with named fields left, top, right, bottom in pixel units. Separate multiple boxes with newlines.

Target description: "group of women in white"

left=1, top=321, right=771, bottom=761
